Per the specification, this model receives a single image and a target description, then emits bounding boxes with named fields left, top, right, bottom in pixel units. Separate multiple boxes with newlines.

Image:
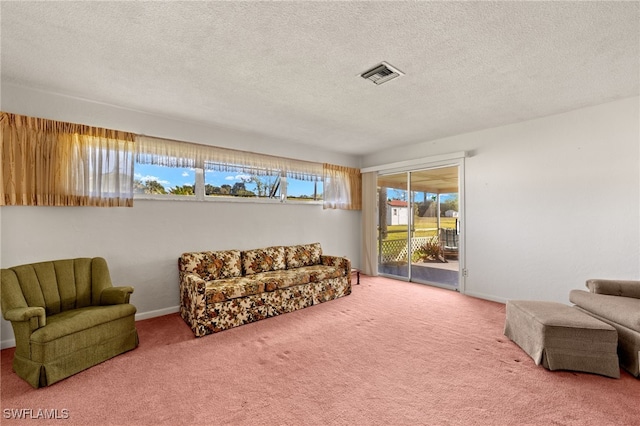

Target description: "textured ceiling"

left=1, top=1, right=638, bottom=156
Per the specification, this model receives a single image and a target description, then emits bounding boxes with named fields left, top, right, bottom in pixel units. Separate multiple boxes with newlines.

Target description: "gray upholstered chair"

left=1, top=257, right=138, bottom=387
left=570, top=279, right=640, bottom=377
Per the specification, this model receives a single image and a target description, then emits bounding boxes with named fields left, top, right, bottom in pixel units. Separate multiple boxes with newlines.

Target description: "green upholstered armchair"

left=1, top=257, right=139, bottom=387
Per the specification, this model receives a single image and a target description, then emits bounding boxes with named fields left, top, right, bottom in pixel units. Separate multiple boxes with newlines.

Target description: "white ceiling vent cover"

left=361, top=62, right=404, bottom=85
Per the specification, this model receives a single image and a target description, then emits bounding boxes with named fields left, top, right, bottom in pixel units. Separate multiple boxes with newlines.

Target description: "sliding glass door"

left=409, top=167, right=460, bottom=288
left=377, top=165, right=461, bottom=289
left=377, top=172, right=410, bottom=280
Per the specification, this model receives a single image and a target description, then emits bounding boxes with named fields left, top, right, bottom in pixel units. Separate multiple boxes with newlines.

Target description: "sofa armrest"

left=586, top=279, right=640, bottom=299
left=321, top=255, right=351, bottom=276
left=181, top=272, right=207, bottom=292
left=179, top=273, right=208, bottom=336
left=100, top=286, right=134, bottom=305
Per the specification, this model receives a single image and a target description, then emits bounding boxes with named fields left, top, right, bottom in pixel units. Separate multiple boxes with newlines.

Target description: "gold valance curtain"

left=136, top=135, right=323, bottom=181
left=1, top=112, right=136, bottom=207
left=323, top=163, right=362, bottom=210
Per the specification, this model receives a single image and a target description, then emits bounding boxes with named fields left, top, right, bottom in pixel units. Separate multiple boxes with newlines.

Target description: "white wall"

left=0, top=85, right=361, bottom=348
left=364, top=96, right=640, bottom=304
left=1, top=84, right=355, bottom=166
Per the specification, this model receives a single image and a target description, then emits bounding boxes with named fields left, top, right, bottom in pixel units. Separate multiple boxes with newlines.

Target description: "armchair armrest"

left=586, top=279, right=640, bottom=299
left=4, top=306, right=46, bottom=329
left=4, top=307, right=47, bottom=360
left=100, top=286, right=134, bottom=305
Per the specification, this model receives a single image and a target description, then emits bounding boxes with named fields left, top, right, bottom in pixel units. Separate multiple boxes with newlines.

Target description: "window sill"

left=133, top=194, right=322, bottom=206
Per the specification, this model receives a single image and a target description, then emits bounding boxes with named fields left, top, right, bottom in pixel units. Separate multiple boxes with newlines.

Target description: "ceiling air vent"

left=360, top=62, right=404, bottom=85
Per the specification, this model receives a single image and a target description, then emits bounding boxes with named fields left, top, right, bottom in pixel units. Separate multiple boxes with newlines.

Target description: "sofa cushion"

left=252, top=270, right=312, bottom=291
left=285, top=243, right=322, bottom=269
left=205, top=277, right=266, bottom=304
left=242, top=246, right=286, bottom=276
left=570, top=289, right=640, bottom=332
left=295, top=265, right=344, bottom=282
left=180, top=250, right=242, bottom=280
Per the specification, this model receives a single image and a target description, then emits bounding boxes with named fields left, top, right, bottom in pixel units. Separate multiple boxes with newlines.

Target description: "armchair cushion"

left=30, top=304, right=137, bottom=345
left=570, top=289, right=640, bottom=332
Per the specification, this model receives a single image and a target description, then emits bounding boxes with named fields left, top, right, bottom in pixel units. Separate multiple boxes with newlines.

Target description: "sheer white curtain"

left=361, top=171, right=378, bottom=275
left=322, top=164, right=361, bottom=210
left=136, top=136, right=322, bottom=181
left=69, top=133, right=136, bottom=206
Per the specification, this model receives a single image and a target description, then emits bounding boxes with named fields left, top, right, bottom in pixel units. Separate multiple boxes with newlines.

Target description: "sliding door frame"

left=363, top=152, right=466, bottom=293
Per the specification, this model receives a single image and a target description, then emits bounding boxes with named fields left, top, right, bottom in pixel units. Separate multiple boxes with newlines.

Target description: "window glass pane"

left=134, top=163, right=195, bottom=196
left=204, top=169, right=281, bottom=199
left=287, top=176, right=322, bottom=201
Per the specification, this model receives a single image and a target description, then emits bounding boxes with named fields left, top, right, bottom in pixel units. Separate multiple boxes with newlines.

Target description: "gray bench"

left=504, top=300, right=620, bottom=378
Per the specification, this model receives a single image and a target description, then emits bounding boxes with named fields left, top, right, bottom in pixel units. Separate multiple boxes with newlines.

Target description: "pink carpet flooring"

left=1, top=275, right=639, bottom=425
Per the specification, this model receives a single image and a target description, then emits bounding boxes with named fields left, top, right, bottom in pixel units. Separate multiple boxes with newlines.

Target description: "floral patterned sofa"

left=179, top=243, right=351, bottom=337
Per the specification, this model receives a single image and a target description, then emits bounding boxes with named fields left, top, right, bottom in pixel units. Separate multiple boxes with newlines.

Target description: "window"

left=134, top=163, right=195, bottom=197
left=287, top=176, right=322, bottom=202
left=134, top=136, right=324, bottom=203
left=204, top=168, right=280, bottom=199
